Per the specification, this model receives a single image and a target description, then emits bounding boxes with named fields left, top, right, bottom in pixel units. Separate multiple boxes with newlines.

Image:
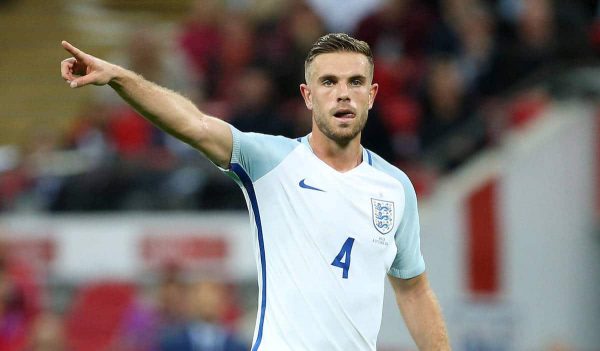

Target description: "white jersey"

left=222, top=126, right=425, bottom=351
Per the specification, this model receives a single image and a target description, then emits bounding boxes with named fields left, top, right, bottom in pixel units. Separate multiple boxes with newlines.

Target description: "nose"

left=336, top=84, right=350, bottom=102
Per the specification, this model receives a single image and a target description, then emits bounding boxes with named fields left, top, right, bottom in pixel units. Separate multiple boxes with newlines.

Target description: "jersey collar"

left=298, top=133, right=372, bottom=167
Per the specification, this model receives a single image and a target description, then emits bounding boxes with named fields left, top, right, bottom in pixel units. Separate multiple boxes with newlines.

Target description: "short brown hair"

left=304, top=33, right=374, bottom=83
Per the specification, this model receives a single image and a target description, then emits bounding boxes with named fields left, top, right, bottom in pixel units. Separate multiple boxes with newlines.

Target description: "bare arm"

left=60, top=41, right=232, bottom=168
left=388, top=273, right=451, bottom=350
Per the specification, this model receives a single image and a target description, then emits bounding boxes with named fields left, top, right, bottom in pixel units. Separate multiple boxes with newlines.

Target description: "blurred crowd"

left=0, top=242, right=250, bottom=351
left=1, top=0, right=600, bottom=212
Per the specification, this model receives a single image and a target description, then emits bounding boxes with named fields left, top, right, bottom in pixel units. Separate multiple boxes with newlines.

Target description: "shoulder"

left=366, top=150, right=415, bottom=195
left=228, top=126, right=303, bottom=182
left=231, top=127, right=300, bottom=154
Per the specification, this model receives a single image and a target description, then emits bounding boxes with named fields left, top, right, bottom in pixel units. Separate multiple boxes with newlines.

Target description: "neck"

left=309, top=130, right=363, bottom=172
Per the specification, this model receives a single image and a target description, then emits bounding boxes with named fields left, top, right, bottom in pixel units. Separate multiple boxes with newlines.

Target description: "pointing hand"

left=60, top=41, right=116, bottom=88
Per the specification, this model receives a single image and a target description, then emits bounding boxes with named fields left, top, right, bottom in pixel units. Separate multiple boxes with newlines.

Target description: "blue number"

left=331, top=237, right=355, bottom=279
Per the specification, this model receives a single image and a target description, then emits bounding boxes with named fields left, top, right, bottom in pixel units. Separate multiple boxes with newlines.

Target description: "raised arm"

left=60, top=41, right=232, bottom=168
left=388, top=273, right=451, bottom=350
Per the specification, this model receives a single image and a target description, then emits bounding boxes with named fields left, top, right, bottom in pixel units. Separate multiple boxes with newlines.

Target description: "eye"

left=351, top=79, right=363, bottom=86
left=322, top=79, right=334, bottom=87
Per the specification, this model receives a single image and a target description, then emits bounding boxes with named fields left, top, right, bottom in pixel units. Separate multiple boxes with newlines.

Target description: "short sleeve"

left=221, top=125, right=299, bottom=183
left=388, top=175, right=426, bottom=279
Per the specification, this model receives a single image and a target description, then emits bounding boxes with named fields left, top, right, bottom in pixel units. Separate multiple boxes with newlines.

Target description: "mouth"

left=333, top=109, right=356, bottom=120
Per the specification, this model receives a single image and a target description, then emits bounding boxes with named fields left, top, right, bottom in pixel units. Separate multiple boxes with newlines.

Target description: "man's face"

left=300, top=52, right=378, bottom=144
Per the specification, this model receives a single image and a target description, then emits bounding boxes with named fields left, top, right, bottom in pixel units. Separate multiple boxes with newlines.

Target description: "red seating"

left=65, top=281, right=136, bottom=351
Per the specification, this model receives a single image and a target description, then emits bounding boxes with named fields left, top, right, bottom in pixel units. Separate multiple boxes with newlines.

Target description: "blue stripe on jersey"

left=231, top=163, right=267, bottom=350
left=366, top=149, right=373, bottom=165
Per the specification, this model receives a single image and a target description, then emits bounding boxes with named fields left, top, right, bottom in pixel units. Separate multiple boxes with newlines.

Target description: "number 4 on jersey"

left=331, top=237, right=355, bottom=279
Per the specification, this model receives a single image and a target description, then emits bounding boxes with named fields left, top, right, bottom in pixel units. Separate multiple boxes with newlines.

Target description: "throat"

left=308, top=135, right=363, bottom=172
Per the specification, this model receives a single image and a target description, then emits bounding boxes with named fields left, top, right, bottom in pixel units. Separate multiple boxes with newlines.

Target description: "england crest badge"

left=371, top=198, right=394, bottom=235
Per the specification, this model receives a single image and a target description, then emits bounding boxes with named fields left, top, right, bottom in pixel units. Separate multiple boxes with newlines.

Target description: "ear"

left=368, top=83, right=379, bottom=110
left=300, top=83, right=313, bottom=110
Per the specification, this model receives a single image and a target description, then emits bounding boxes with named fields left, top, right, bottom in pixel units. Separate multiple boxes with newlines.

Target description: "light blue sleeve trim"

left=223, top=125, right=300, bottom=183
left=369, top=152, right=426, bottom=279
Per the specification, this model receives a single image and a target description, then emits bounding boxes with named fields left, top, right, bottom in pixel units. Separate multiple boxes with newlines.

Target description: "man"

left=60, top=33, right=450, bottom=350
left=159, top=280, right=247, bottom=351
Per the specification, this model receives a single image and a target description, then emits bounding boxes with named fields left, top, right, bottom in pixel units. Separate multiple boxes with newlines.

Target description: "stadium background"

left=0, top=0, right=599, bottom=350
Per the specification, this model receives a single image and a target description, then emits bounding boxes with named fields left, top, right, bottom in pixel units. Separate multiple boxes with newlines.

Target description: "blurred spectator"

left=419, top=55, right=471, bottom=148
left=376, top=96, right=422, bottom=165
left=154, top=270, right=188, bottom=328
left=64, top=102, right=113, bottom=167
left=0, top=273, right=28, bottom=351
left=109, top=267, right=188, bottom=351
left=0, top=155, right=32, bottom=212
left=418, top=55, right=485, bottom=171
left=359, top=106, right=397, bottom=164
left=255, top=0, right=325, bottom=100
left=228, top=67, right=294, bottom=136
left=159, top=280, right=246, bottom=351
left=178, top=0, right=226, bottom=99
left=0, top=242, right=39, bottom=351
left=278, top=99, right=312, bottom=138
left=428, top=0, right=501, bottom=97
left=104, top=107, right=160, bottom=159
left=494, top=0, right=557, bottom=90
left=355, top=0, right=436, bottom=60
left=24, top=312, right=68, bottom=351
left=219, top=14, right=256, bottom=93
left=493, top=0, right=592, bottom=91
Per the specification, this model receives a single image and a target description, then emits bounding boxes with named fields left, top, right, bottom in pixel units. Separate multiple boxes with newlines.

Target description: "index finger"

left=61, top=41, right=87, bottom=61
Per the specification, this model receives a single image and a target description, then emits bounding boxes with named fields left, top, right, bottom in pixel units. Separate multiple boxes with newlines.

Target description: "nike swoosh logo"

left=299, top=179, right=325, bottom=192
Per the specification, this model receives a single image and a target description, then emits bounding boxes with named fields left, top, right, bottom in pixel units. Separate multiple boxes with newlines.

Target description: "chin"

left=327, top=128, right=362, bottom=144
left=314, top=115, right=365, bottom=144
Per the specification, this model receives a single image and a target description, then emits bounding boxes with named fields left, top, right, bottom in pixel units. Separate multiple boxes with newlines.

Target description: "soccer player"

left=60, top=33, right=450, bottom=350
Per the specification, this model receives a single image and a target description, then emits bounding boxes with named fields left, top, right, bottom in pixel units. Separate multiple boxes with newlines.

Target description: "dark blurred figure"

left=495, top=0, right=557, bottom=90
left=428, top=0, right=501, bottom=98
left=178, top=1, right=256, bottom=104
left=493, top=0, right=592, bottom=91
left=228, top=67, right=293, bottom=136
left=0, top=242, right=39, bottom=351
left=355, top=0, right=437, bottom=60
left=215, top=13, right=256, bottom=100
left=2, top=128, right=65, bottom=212
left=177, top=0, right=225, bottom=99
left=0, top=149, right=32, bottom=212
left=63, top=102, right=113, bottom=167
left=255, top=0, right=325, bottom=100
left=420, top=55, right=471, bottom=148
left=109, top=267, right=188, bottom=351
left=419, top=55, right=485, bottom=172
left=159, top=280, right=246, bottom=351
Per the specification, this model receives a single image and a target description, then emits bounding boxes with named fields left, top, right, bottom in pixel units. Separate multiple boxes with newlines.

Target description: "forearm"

left=107, top=66, right=208, bottom=148
left=397, top=283, right=450, bottom=351
left=390, top=274, right=450, bottom=351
